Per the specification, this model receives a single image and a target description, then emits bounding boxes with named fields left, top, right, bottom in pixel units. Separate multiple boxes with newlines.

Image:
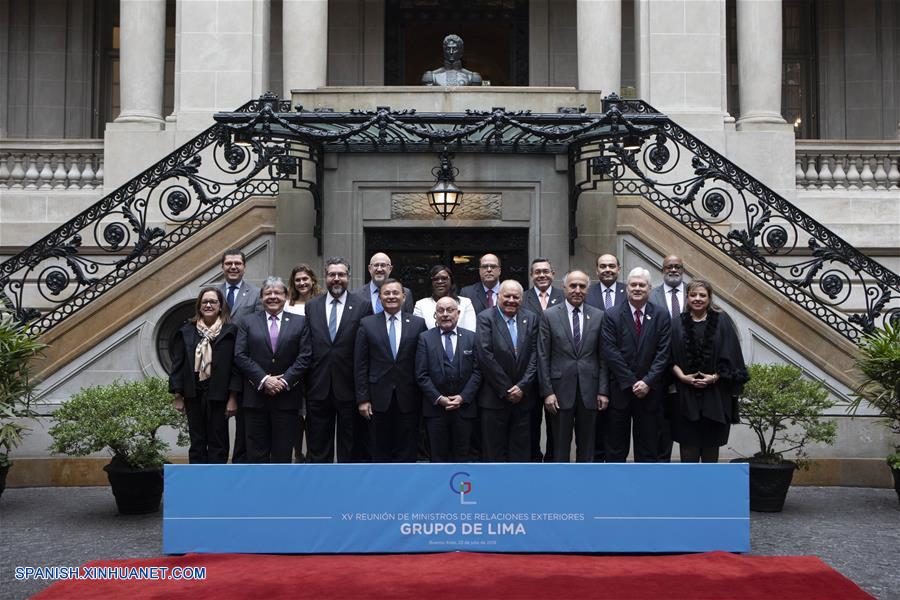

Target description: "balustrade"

left=796, top=141, right=899, bottom=191
left=0, top=140, right=104, bottom=190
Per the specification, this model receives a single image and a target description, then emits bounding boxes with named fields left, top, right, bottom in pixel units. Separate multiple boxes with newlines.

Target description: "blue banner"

left=163, top=463, right=749, bottom=554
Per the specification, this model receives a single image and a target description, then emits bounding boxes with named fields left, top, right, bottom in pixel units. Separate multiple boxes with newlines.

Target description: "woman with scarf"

left=669, top=280, right=749, bottom=463
left=169, top=287, right=239, bottom=463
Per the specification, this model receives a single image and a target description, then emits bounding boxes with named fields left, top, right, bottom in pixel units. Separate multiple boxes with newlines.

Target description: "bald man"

left=460, top=253, right=503, bottom=315
left=353, top=252, right=414, bottom=314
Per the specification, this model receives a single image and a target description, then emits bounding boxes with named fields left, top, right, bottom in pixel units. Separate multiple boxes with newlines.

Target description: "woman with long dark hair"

left=169, top=286, right=239, bottom=463
left=413, top=264, right=477, bottom=330
left=285, top=263, right=323, bottom=315
left=669, top=280, right=749, bottom=463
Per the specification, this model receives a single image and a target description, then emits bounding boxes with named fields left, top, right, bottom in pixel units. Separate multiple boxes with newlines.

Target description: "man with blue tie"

left=353, top=252, right=414, bottom=314
left=305, top=257, right=373, bottom=463
left=355, top=279, right=427, bottom=462
left=218, top=249, right=261, bottom=464
left=476, top=280, right=538, bottom=462
left=416, top=296, right=482, bottom=462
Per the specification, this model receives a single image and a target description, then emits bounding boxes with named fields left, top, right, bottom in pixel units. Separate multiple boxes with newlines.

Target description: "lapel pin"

left=646, top=315, right=652, bottom=320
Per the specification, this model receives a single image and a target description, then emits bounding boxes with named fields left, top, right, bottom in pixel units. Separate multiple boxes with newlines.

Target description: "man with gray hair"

left=234, top=276, right=311, bottom=463
left=475, top=279, right=539, bottom=462
left=601, top=267, right=671, bottom=462
left=304, top=257, right=373, bottom=463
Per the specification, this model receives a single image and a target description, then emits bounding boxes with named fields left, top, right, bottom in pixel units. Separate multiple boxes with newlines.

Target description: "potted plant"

left=0, top=312, right=46, bottom=498
left=48, top=377, right=188, bottom=514
left=737, top=363, right=837, bottom=512
left=847, top=322, right=900, bottom=504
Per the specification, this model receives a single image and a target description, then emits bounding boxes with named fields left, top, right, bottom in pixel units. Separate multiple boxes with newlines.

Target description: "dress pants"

left=550, top=398, right=597, bottom=462
left=425, top=411, right=473, bottom=462
left=593, top=408, right=608, bottom=462
left=243, top=406, right=298, bottom=463
left=183, top=384, right=229, bottom=464
left=353, top=410, right=373, bottom=462
left=657, top=392, right=676, bottom=462
left=372, top=392, right=420, bottom=463
left=230, top=400, right=248, bottom=463
left=306, top=388, right=357, bottom=463
left=542, top=407, right=556, bottom=462
left=481, top=405, right=531, bottom=462
left=605, top=394, right=663, bottom=462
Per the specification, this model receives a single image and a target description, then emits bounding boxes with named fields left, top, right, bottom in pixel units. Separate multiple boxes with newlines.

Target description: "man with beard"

left=601, top=267, right=671, bottom=463
left=538, top=270, right=609, bottom=462
left=416, top=296, right=482, bottom=462
left=304, top=257, right=373, bottom=462
left=476, top=280, right=539, bottom=462
left=353, top=252, right=414, bottom=314
left=649, top=255, right=688, bottom=462
left=234, top=277, right=311, bottom=463
left=355, top=279, right=427, bottom=462
left=521, top=258, right=565, bottom=462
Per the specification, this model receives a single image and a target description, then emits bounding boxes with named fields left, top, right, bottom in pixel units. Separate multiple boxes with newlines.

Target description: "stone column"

left=736, top=0, right=786, bottom=127
left=251, top=0, right=271, bottom=96
left=577, top=0, right=621, bottom=94
left=282, top=0, right=328, bottom=97
left=115, top=0, right=166, bottom=123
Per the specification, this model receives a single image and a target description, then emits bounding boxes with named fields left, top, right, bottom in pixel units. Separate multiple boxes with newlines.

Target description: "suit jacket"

left=353, top=283, right=415, bottom=315
left=585, top=281, right=627, bottom=312
left=475, top=307, right=539, bottom=411
left=537, top=302, right=610, bottom=410
left=460, top=282, right=499, bottom=316
left=234, top=311, right=311, bottom=411
left=416, top=327, right=481, bottom=418
left=521, top=286, right=565, bottom=316
left=649, top=283, right=688, bottom=318
left=304, top=292, right=373, bottom=405
left=354, top=311, right=427, bottom=413
left=168, top=322, right=239, bottom=402
left=601, top=301, right=671, bottom=409
left=220, top=280, right=262, bottom=326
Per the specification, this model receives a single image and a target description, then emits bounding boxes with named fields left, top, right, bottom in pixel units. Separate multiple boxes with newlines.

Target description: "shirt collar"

left=330, top=291, right=348, bottom=304
left=565, top=300, right=582, bottom=313
left=483, top=283, right=500, bottom=294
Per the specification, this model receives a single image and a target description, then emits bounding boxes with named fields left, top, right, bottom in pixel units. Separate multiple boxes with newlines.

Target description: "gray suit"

left=218, top=279, right=262, bottom=464
left=647, top=283, right=685, bottom=463
left=537, top=302, right=609, bottom=462
left=353, top=283, right=415, bottom=315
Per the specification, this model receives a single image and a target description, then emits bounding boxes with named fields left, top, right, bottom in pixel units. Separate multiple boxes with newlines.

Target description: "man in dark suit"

left=475, top=280, right=538, bottom=462
left=602, top=267, right=672, bottom=463
left=538, top=270, right=610, bottom=462
left=521, top=257, right=565, bottom=462
left=218, top=249, right=262, bottom=464
left=355, top=279, right=427, bottom=462
left=352, top=252, right=414, bottom=314
left=234, top=277, right=311, bottom=463
left=416, top=296, right=482, bottom=462
left=584, top=252, right=626, bottom=462
left=648, top=254, right=687, bottom=462
left=305, top=257, right=373, bottom=463
left=460, top=253, right=502, bottom=316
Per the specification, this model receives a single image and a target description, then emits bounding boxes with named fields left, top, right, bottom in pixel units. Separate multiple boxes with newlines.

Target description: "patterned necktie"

left=604, top=288, right=612, bottom=311
left=329, top=298, right=339, bottom=341
left=268, top=315, right=279, bottom=351
left=388, top=315, right=398, bottom=359
left=486, top=289, right=494, bottom=308
left=539, top=291, right=548, bottom=310
left=373, top=288, right=383, bottom=314
left=572, top=307, right=581, bottom=347
left=670, top=287, right=680, bottom=317
left=227, top=285, right=237, bottom=310
left=634, top=309, right=643, bottom=336
left=443, top=330, right=454, bottom=361
left=507, top=317, right=518, bottom=354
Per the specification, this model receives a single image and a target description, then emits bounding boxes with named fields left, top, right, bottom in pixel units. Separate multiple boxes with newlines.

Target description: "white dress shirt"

left=565, top=300, right=584, bottom=338
left=327, top=290, right=348, bottom=331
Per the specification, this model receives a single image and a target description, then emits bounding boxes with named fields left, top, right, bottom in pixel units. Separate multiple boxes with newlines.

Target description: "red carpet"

left=34, top=551, right=872, bottom=599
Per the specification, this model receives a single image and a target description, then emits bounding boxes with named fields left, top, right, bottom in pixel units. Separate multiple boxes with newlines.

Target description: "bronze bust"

left=422, top=34, right=483, bottom=87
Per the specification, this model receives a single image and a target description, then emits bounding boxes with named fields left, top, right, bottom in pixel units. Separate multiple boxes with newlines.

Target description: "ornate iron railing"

left=1, top=92, right=896, bottom=343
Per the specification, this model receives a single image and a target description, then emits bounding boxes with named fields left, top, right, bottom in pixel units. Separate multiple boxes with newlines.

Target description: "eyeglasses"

left=369, top=262, right=391, bottom=269
left=200, top=300, right=220, bottom=306
left=431, top=275, right=450, bottom=282
left=664, top=264, right=684, bottom=271
left=532, top=268, right=553, bottom=276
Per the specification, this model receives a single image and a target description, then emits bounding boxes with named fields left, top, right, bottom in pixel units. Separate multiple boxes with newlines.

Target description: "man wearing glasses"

left=461, top=253, right=503, bottom=317
left=353, top=252, right=414, bottom=314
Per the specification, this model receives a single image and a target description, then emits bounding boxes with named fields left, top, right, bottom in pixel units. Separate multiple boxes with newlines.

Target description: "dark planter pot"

left=0, top=463, right=9, bottom=499
left=747, top=460, right=796, bottom=512
left=103, top=458, right=164, bottom=515
left=892, top=468, right=900, bottom=505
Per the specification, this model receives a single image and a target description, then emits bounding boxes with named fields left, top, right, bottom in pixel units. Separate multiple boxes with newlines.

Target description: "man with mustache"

left=353, top=252, right=414, bottom=314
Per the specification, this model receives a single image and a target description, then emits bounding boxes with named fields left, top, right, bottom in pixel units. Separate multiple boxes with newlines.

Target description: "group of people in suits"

left=169, top=248, right=748, bottom=465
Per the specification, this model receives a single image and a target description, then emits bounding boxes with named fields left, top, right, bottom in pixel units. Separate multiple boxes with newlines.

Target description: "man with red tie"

left=460, top=253, right=503, bottom=316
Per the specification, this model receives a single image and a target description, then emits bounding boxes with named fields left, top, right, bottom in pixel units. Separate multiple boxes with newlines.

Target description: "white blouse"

left=413, top=295, right=477, bottom=332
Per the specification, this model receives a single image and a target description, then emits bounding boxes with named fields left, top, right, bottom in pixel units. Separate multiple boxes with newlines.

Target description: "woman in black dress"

left=669, top=280, right=749, bottom=463
left=169, top=287, right=239, bottom=463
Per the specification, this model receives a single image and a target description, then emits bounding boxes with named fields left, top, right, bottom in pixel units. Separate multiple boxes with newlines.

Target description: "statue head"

left=443, top=34, right=464, bottom=64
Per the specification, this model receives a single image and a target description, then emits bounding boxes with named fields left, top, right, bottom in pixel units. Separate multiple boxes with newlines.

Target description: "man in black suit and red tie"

left=538, top=270, right=610, bottom=462
left=602, top=267, right=672, bottom=463
left=304, top=257, right=373, bottom=463
left=416, top=296, right=482, bottom=462
left=521, top=257, right=565, bottom=462
left=475, top=280, right=538, bottom=462
left=355, top=279, right=427, bottom=462
left=460, top=253, right=502, bottom=316
left=234, top=276, right=311, bottom=463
